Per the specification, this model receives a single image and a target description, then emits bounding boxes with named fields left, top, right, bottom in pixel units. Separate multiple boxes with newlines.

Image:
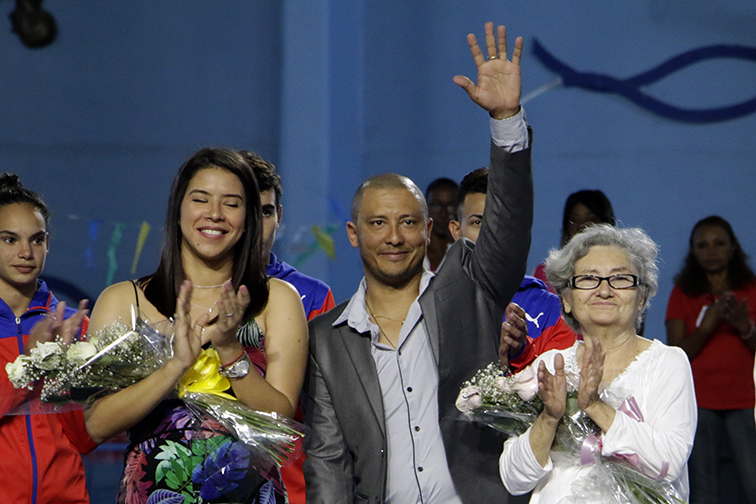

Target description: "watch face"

left=223, top=356, right=251, bottom=379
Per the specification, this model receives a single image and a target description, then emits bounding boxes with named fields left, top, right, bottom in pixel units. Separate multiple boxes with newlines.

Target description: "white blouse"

left=499, top=340, right=697, bottom=503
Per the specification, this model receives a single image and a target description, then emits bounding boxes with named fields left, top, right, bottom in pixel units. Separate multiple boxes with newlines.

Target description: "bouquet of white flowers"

left=5, top=306, right=304, bottom=474
left=456, top=363, right=683, bottom=504
left=6, top=310, right=173, bottom=406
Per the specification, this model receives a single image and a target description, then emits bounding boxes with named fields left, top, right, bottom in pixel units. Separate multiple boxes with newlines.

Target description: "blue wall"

left=4, top=0, right=756, bottom=345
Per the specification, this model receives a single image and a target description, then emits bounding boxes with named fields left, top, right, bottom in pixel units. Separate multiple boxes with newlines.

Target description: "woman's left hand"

left=25, top=300, right=89, bottom=355
left=721, top=293, right=752, bottom=335
left=578, top=338, right=605, bottom=411
left=197, top=282, right=251, bottom=351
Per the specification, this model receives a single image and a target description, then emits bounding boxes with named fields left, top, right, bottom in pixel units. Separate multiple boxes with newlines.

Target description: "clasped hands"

left=703, top=292, right=752, bottom=336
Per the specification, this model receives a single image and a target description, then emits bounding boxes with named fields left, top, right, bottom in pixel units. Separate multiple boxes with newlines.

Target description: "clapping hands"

left=719, top=292, right=752, bottom=335
left=577, top=338, right=605, bottom=412
left=172, top=281, right=202, bottom=372
left=195, top=281, right=251, bottom=351
left=538, top=353, right=566, bottom=421
left=25, top=299, right=89, bottom=356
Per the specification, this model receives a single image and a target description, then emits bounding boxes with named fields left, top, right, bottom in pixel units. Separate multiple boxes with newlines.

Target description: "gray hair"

left=545, top=224, right=659, bottom=332
left=351, top=173, right=427, bottom=221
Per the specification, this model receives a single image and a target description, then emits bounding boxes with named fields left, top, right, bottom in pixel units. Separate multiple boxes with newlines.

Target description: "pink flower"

left=456, top=386, right=483, bottom=413
left=512, top=366, right=539, bottom=401
left=495, top=376, right=509, bottom=391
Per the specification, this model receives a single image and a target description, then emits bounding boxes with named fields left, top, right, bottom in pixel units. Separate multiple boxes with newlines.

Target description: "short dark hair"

left=141, top=148, right=269, bottom=321
left=456, top=167, right=489, bottom=220
left=425, top=177, right=459, bottom=198
left=674, top=215, right=755, bottom=297
left=0, top=173, right=49, bottom=225
left=561, top=190, right=616, bottom=247
left=351, top=173, right=426, bottom=222
left=239, top=150, right=282, bottom=207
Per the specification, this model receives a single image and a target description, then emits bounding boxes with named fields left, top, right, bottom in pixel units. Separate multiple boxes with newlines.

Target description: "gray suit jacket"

left=303, top=137, right=533, bottom=504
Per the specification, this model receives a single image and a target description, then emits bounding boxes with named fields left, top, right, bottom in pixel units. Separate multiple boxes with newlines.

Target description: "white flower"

left=511, top=366, right=539, bottom=401
left=66, top=341, right=98, bottom=365
left=30, top=341, right=64, bottom=371
left=5, top=355, right=31, bottom=388
left=456, top=385, right=483, bottom=413
left=495, top=376, right=512, bottom=394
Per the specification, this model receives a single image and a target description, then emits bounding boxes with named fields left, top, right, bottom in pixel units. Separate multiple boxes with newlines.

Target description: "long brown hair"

left=674, top=216, right=755, bottom=297
left=141, top=148, right=269, bottom=321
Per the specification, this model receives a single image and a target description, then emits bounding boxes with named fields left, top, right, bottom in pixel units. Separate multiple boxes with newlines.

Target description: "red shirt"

left=666, top=283, right=756, bottom=410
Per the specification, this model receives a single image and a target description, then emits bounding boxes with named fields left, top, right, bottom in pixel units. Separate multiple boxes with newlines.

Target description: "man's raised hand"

left=454, top=22, right=523, bottom=120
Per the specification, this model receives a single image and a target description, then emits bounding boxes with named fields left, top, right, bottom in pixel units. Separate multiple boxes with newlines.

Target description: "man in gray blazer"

left=303, top=22, right=532, bottom=503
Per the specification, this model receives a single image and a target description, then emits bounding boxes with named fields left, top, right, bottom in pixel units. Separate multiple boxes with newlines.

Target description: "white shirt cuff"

left=490, top=107, right=529, bottom=153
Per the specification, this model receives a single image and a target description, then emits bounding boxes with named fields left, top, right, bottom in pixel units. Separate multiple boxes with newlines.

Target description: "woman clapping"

left=84, top=149, right=308, bottom=504
left=500, top=225, right=696, bottom=503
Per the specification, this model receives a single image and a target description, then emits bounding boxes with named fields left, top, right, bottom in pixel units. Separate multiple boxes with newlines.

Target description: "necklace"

left=370, top=312, right=405, bottom=323
left=193, top=279, right=231, bottom=289
left=365, top=297, right=403, bottom=350
left=190, top=293, right=223, bottom=313
left=191, top=301, right=216, bottom=312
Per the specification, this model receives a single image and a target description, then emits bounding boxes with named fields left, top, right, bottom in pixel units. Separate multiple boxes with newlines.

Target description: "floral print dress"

left=116, top=319, right=286, bottom=504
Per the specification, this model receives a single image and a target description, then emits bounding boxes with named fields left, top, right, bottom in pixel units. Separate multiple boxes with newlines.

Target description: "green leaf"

left=171, top=459, right=187, bottom=483
left=155, top=460, right=171, bottom=483
left=205, top=435, right=227, bottom=454
left=154, top=440, right=181, bottom=460
left=165, top=471, right=181, bottom=489
left=192, top=439, right=207, bottom=456
left=174, top=441, right=192, bottom=458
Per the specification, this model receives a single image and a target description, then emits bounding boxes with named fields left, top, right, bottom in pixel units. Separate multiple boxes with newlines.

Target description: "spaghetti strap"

left=130, top=280, right=140, bottom=309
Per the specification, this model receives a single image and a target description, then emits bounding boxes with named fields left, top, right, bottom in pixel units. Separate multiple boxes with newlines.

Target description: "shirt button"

left=407, top=387, right=413, bottom=392
left=418, top=466, right=424, bottom=472
left=414, top=426, right=420, bottom=432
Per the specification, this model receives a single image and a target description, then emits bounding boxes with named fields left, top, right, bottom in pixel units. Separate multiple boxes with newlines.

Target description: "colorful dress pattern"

left=116, top=319, right=286, bottom=504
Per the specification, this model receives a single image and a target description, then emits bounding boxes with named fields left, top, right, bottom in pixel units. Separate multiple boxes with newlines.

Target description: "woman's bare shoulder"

left=90, top=281, right=148, bottom=330
left=93, top=281, right=140, bottom=309
left=267, top=277, right=300, bottom=301
left=255, top=278, right=306, bottom=333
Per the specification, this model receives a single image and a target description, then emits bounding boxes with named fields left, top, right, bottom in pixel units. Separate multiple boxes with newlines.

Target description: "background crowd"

left=3, top=3, right=756, bottom=504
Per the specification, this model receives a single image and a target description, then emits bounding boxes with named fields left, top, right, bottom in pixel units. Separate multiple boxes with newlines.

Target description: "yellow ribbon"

left=178, top=348, right=237, bottom=401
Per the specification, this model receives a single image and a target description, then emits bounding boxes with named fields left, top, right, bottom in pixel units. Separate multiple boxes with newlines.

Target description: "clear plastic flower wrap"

left=5, top=307, right=174, bottom=413
left=5, top=305, right=304, bottom=502
left=456, top=362, right=684, bottom=504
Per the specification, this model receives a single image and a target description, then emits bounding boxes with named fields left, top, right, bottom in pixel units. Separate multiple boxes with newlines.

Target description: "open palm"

left=454, top=22, right=522, bottom=119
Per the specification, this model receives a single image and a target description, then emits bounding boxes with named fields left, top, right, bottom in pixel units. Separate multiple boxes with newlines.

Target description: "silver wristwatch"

left=219, top=352, right=251, bottom=379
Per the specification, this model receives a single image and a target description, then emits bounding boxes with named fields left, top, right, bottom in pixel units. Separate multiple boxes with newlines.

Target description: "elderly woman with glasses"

left=499, top=224, right=697, bottom=503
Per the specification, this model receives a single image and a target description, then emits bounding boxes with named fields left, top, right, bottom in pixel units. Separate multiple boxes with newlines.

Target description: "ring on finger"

left=489, top=55, right=498, bottom=60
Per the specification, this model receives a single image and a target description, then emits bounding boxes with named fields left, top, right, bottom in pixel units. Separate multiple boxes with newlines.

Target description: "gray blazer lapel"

left=419, top=294, right=440, bottom=367
left=338, top=325, right=386, bottom=436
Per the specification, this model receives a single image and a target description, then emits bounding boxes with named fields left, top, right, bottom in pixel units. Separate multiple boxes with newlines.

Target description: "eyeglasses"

left=570, top=274, right=639, bottom=290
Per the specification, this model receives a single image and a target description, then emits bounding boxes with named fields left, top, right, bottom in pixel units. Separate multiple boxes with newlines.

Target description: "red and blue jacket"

left=267, top=253, right=335, bottom=504
left=266, top=253, right=335, bottom=321
left=0, top=281, right=97, bottom=504
left=507, top=275, right=577, bottom=372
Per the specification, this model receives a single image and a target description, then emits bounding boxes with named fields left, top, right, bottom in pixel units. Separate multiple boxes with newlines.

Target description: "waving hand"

left=454, top=22, right=523, bottom=120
